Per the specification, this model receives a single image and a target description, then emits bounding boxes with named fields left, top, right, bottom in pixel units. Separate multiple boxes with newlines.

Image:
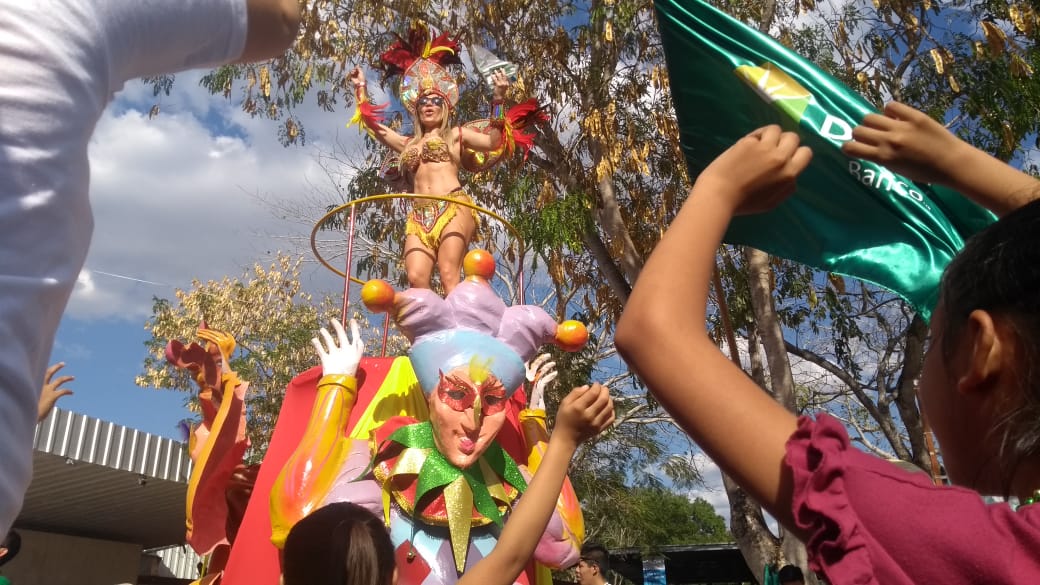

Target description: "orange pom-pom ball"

left=555, top=320, right=589, bottom=352
left=463, top=249, right=496, bottom=280
left=360, top=279, right=396, bottom=313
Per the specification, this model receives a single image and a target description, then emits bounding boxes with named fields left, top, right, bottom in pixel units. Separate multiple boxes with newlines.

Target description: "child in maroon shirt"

left=618, top=102, right=1040, bottom=585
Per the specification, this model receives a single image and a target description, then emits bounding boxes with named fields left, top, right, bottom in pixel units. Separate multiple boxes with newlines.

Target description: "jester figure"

left=269, top=250, right=591, bottom=585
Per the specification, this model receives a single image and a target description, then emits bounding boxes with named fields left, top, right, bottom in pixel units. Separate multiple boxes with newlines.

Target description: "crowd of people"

left=3, top=0, right=1040, bottom=584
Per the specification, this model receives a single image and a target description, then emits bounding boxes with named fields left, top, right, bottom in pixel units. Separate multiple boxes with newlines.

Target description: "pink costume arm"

left=269, top=374, right=358, bottom=548
left=520, top=408, right=583, bottom=568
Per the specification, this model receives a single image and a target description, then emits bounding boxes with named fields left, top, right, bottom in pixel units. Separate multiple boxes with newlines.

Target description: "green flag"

left=655, top=0, right=996, bottom=319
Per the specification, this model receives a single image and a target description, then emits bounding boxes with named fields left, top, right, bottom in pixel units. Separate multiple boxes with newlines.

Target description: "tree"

left=582, top=486, right=731, bottom=548
left=137, top=253, right=343, bottom=457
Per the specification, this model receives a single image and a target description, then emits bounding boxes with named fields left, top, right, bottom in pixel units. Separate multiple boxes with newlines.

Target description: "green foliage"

left=579, top=482, right=732, bottom=548
left=138, top=254, right=345, bottom=458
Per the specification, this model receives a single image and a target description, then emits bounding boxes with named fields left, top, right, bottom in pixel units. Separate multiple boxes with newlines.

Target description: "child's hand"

left=554, top=383, right=614, bottom=447
left=842, top=101, right=965, bottom=185
left=696, top=125, right=812, bottom=216
left=38, top=362, right=74, bottom=422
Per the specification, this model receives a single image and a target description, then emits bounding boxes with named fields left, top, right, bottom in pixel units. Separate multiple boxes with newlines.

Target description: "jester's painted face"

left=429, top=365, right=508, bottom=469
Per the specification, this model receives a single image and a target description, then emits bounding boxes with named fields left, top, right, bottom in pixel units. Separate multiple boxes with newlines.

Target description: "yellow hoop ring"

left=310, top=193, right=525, bottom=282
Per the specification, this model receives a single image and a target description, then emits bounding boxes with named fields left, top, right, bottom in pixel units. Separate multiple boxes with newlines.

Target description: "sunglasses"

left=417, top=95, right=445, bottom=108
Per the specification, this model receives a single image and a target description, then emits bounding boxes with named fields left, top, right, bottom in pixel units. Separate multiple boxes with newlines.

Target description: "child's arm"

left=458, top=383, right=614, bottom=585
left=615, top=126, right=811, bottom=533
left=240, top=0, right=300, bottom=62
left=842, top=101, right=1040, bottom=217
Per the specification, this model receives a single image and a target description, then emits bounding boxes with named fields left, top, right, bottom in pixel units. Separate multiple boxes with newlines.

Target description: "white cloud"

left=686, top=452, right=731, bottom=522
left=70, top=71, right=364, bottom=320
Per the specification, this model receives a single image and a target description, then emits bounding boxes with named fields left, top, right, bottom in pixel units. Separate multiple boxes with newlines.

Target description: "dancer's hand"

left=695, top=125, right=812, bottom=216
left=842, top=101, right=966, bottom=185
left=311, top=319, right=364, bottom=376
left=491, top=69, right=510, bottom=100
left=553, top=383, right=614, bottom=448
left=349, top=66, right=366, bottom=88
left=525, top=353, right=557, bottom=411
left=39, top=362, right=74, bottom=422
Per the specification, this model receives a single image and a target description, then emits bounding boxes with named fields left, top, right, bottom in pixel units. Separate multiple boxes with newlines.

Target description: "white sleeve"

left=92, top=0, right=250, bottom=92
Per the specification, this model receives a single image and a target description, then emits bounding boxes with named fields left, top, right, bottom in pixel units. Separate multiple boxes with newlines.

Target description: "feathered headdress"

left=378, top=25, right=463, bottom=112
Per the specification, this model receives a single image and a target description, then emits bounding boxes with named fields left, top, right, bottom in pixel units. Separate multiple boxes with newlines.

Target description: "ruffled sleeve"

left=786, top=414, right=881, bottom=585
left=785, top=414, right=1040, bottom=585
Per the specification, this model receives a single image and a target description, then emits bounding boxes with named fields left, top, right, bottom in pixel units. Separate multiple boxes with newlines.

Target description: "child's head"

left=282, top=503, right=396, bottom=585
left=925, top=197, right=1040, bottom=494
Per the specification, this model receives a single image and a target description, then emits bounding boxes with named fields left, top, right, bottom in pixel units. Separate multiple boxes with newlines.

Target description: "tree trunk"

left=894, top=314, right=931, bottom=471
left=722, top=473, right=776, bottom=583
left=735, top=248, right=816, bottom=583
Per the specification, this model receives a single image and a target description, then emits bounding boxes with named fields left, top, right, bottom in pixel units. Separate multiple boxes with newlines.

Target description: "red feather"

left=505, top=99, right=550, bottom=159
left=359, top=100, right=388, bottom=129
left=378, top=25, right=462, bottom=81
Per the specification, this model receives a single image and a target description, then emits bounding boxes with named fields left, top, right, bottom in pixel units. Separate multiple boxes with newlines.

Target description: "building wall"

left=0, top=529, right=141, bottom=585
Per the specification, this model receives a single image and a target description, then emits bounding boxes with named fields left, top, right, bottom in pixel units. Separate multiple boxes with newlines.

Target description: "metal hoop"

left=309, top=193, right=528, bottom=324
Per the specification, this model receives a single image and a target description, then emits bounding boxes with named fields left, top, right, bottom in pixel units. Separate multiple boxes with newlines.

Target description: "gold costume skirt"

left=405, top=191, right=479, bottom=250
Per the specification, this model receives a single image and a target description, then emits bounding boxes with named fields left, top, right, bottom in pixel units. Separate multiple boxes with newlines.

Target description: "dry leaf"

left=1009, top=4, right=1035, bottom=35
left=260, top=66, right=272, bottom=99
left=929, top=48, right=944, bottom=74
left=1001, top=122, right=1015, bottom=154
left=1011, top=52, right=1034, bottom=77
left=981, top=21, right=1007, bottom=56
left=829, top=274, right=846, bottom=295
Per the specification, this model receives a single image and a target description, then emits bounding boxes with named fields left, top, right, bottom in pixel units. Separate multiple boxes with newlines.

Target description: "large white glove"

left=525, top=353, right=557, bottom=411
left=311, top=319, right=364, bottom=376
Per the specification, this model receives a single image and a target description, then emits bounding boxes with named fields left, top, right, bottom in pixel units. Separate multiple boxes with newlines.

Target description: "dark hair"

left=579, top=542, right=610, bottom=576
left=0, top=531, right=21, bottom=567
left=282, top=503, right=396, bottom=585
left=777, top=565, right=804, bottom=582
left=939, top=196, right=1040, bottom=492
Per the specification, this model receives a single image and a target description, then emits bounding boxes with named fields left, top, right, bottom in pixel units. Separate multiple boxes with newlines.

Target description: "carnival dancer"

left=349, top=26, right=545, bottom=294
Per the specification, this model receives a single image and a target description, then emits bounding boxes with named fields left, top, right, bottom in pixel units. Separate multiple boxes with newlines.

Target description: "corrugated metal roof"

left=146, top=545, right=204, bottom=580
left=16, top=408, right=196, bottom=548
left=33, top=407, right=192, bottom=482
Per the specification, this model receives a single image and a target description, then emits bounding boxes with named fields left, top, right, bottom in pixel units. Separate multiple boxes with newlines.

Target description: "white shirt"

left=0, top=0, right=249, bottom=537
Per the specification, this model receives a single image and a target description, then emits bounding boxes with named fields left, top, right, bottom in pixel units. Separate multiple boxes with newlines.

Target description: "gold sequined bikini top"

left=400, top=137, right=453, bottom=173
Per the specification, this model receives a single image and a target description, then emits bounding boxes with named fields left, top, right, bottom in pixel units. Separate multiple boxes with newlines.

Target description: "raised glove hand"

left=311, top=319, right=364, bottom=376
left=525, top=353, right=557, bottom=411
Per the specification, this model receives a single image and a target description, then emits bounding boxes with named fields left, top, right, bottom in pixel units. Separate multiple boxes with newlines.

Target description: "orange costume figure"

left=167, top=326, right=256, bottom=585
left=350, top=25, right=547, bottom=294
left=268, top=250, right=590, bottom=585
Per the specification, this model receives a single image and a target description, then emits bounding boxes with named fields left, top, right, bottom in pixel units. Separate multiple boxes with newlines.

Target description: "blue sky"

left=52, top=69, right=360, bottom=440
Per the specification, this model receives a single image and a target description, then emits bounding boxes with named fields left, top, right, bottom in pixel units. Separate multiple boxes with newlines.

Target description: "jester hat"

left=378, top=24, right=463, bottom=113
left=361, top=250, right=588, bottom=394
